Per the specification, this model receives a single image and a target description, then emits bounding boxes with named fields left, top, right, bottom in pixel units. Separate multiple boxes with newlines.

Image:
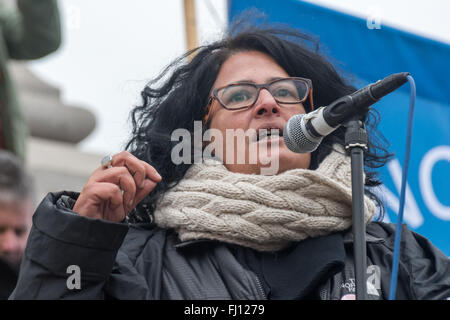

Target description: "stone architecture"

left=10, top=62, right=100, bottom=206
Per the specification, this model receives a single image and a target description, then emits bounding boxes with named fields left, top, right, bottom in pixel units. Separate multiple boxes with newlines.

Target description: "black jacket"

left=9, top=192, right=450, bottom=300
left=0, top=258, right=18, bottom=299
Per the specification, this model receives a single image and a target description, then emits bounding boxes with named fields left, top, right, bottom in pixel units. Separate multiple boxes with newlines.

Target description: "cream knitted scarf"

left=154, top=145, right=376, bottom=252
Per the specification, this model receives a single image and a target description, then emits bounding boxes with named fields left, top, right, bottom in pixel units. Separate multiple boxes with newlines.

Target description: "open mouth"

left=256, top=128, right=283, bottom=142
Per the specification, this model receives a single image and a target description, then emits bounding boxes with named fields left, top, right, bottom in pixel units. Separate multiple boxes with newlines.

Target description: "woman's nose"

left=252, top=89, right=281, bottom=116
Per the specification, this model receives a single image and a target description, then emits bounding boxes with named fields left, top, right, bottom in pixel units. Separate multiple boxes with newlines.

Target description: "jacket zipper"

left=319, top=286, right=328, bottom=300
left=319, top=279, right=331, bottom=300
left=254, top=275, right=267, bottom=299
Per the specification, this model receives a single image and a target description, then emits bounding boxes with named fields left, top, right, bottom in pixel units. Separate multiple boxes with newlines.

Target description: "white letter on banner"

left=378, top=158, right=423, bottom=228
left=419, top=146, right=450, bottom=220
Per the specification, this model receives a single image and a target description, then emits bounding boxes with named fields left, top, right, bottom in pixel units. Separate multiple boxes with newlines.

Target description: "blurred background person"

left=0, top=0, right=61, bottom=160
left=0, top=150, right=34, bottom=299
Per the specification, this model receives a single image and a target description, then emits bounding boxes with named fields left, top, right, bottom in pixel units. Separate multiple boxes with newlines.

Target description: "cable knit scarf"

left=154, top=145, right=376, bottom=252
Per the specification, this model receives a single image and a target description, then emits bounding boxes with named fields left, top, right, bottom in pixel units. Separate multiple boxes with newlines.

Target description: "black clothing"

left=9, top=192, right=450, bottom=300
left=0, top=258, right=18, bottom=299
left=229, top=233, right=346, bottom=299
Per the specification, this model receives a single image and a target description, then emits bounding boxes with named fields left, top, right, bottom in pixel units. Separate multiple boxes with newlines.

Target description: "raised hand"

left=73, top=151, right=162, bottom=222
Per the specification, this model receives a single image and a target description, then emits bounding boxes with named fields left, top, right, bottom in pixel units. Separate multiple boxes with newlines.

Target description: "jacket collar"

left=173, top=227, right=385, bottom=251
left=342, top=228, right=385, bottom=244
left=172, top=237, right=225, bottom=253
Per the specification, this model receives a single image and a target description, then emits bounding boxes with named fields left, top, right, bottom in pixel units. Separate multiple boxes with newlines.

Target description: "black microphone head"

left=371, top=72, right=410, bottom=100
left=283, top=114, right=322, bottom=153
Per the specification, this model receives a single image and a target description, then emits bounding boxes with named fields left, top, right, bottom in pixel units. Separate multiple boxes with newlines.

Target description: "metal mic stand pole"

left=344, top=119, right=368, bottom=300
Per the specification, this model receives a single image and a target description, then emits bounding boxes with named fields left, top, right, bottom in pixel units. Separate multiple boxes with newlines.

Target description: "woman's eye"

left=274, top=88, right=292, bottom=97
left=226, top=90, right=252, bottom=104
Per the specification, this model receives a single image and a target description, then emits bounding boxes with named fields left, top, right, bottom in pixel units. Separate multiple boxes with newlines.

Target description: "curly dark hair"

left=125, top=26, right=392, bottom=223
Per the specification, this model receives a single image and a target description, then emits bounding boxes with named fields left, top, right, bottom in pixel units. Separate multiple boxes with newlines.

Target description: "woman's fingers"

left=111, top=152, right=147, bottom=188
left=106, top=152, right=162, bottom=212
left=144, top=162, right=163, bottom=183
left=74, top=182, right=125, bottom=221
left=110, top=151, right=162, bottom=188
left=91, top=182, right=124, bottom=212
left=133, top=178, right=158, bottom=208
left=73, top=151, right=162, bottom=222
left=94, top=166, right=137, bottom=212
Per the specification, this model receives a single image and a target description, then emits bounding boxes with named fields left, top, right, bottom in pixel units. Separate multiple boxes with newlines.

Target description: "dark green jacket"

left=0, top=0, right=61, bottom=159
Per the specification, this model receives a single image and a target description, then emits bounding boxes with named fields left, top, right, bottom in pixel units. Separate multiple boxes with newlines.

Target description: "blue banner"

left=229, top=0, right=450, bottom=255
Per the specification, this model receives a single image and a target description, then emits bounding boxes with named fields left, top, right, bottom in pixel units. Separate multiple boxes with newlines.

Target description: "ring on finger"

left=101, top=155, right=113, bottom=169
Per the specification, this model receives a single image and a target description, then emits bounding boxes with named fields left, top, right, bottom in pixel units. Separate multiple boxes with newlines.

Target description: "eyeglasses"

left=203, top=77, right=313, bottom=124
left=211, top=76, right=314, bottom=109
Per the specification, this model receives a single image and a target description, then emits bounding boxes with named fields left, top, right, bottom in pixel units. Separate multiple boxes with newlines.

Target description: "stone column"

left=10, top=62, right=100, bottom=205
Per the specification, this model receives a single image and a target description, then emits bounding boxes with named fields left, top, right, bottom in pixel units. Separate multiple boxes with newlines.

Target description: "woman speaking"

left=10, top=27, right=450, bottom=300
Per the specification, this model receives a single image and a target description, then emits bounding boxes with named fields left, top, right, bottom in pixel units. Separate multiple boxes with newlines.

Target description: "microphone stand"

left=344, top=119, right=368, bottom=300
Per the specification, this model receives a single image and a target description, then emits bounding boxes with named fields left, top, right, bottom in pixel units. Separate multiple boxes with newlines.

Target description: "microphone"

left=283, top=72, right=410, bottom=153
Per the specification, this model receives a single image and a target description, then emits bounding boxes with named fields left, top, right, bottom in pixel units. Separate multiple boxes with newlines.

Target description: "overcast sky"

left=29, top=0, right=450, bottom=156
